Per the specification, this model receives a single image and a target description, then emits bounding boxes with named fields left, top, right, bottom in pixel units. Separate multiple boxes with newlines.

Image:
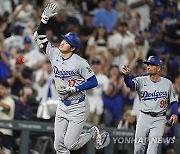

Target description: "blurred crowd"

left=0, top=0, right=180, bottom=153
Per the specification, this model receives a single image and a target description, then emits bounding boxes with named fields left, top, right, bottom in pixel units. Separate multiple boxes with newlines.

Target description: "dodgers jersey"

left=45, top=42, right=95, bottom=100
left=132, top=76, right=177, bottom=113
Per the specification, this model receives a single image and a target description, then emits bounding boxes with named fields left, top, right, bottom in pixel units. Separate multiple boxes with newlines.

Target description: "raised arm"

left=34, top=3, right=57, bottom=50
left=122, top=65, right=135, bottom=90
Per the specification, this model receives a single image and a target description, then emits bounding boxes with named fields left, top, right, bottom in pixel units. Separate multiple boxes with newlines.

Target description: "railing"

left=0, top=120, right=179, bottom=154
left=0, top=120, right=135, bottom=154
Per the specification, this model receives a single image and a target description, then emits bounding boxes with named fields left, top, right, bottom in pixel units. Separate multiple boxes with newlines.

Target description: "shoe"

left=88, top=126, right=102, bottom=149
left=88, top=126, right=110, bottom=149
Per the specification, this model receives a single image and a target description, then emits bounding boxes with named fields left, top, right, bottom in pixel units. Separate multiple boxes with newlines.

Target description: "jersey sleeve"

left=79, top=60, right=95, bottom=80
left=132, top=76, right=142, bottom=92
left=169, top=81, right=177, bottom=104
left=45, top=42, right=61, bottom=61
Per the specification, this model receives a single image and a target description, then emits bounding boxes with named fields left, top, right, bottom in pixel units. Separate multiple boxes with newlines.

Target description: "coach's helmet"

left=143, top=56, right=163, bottom=67
left=61, top=32, right=81, bottom=51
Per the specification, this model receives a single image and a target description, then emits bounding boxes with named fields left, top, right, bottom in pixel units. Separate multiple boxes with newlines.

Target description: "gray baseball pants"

left=54, top=100, right=93, bottom=154
left=134, top=112, right=166, bottom=154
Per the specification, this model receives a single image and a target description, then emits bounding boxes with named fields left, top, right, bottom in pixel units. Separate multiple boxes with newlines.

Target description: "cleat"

left=88, top=126, right=102, bottom=149
left=88, top=126, right=110, bottom=149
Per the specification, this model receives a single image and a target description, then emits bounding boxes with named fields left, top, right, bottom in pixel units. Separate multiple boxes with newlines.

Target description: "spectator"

left=12, top=0, right=34, bottom=24
left=93, top=0, right=119, bottom=33
left=1, top=12, right=12, bottom=39
left=96, top=52, right=110, bottom=75
left=108, top=21, right=135, bottom=71
left=128, top=12, right=143, bottom=33
left=14, top=85, right=33, bottom=120
left=102, top=65, right=125, bottom=127
left=127, top=0, right=154, bottom=30
left=0, top=80, right=15, bottom=153
left=13, top=85, right=38, bottom=152
left=0, top=41, right=10, bottom=80
left=3, top=24, right=24, bottom=52
left=7, top=55, right=32, bottom=97
left=80, top=12, right=95, bottom=58
left=66, top=0, right=84, bottom=25
left=165, top=14, right=180, bottom=58
left=149, top=12, right=161, bottom=31
left=22, top=36, right=46, bottom=72
left=35, top=60, right=58, bottom=102
left=148, top=26, right=170, bottom=62
left=153, top=1, right=164, bottom=17
left=86, top=58, right=109, bottom=125
left=85, top=24, right=108, bottom=58
left=86, top=0, right=100, bottom=12
left=0, top=0, right=13, bottom=15
left=47, top=7, right=80, bottom=38
left=172, top=72, right=180, bottom=138
left=117, top=108, right=136, bottom=130
left=0, top=16, right=8, bottom=41
left=160, top=1, right=179, bottom=31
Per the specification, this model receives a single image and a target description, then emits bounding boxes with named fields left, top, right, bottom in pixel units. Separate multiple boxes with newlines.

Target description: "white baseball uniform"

left=45, top=42, right=96, bottom=154
left=132, top=75, right=177, bottom=154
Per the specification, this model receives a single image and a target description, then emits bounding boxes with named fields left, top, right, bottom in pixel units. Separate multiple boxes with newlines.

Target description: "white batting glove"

left=41, top=3, right=57, bottom=24
left=34, top=31, right=48, bottom=48
left=58, top=86, right=77, bottom=95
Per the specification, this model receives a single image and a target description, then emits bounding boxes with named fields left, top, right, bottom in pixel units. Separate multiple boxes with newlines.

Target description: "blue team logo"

left=141, top=90, right=167, bottom=101
left=53, top=66, right=75, bottom=78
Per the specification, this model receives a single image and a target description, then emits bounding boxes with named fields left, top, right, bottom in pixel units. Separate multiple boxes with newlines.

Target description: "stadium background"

left=0, top=0, right=179, bottom=153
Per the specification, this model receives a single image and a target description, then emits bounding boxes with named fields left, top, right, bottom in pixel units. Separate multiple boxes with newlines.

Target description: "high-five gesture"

left=122, top=65, right=130, bottom=75
left=41, top=3, right=57, bottom=24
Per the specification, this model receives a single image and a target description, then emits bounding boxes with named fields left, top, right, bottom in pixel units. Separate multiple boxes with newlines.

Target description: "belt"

left=140, top=110, right=166, bottom=117
left=61, top=97, right=85, bottom=106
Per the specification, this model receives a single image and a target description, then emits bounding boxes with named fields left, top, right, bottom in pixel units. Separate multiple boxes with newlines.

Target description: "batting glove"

left=58, top=86, right=78, bottom=95
left=34, top=31, right=48, bottom=49
left=41, top=3, right=57, bottom=24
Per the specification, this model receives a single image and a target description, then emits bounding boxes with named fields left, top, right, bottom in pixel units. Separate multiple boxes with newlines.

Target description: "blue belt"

left=61, top=97, right=85, bottom=106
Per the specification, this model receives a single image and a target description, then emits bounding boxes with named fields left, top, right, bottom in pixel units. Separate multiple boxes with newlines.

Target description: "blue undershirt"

left=76, top=75, right=98, bottom=91
left=123, top=74, right=135, bottom=90
left=171, top=101, right=178, bottom=116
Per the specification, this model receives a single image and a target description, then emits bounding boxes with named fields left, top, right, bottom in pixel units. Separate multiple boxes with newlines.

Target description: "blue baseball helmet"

left=61, top=32, right=81, bottom=51
left=143, top=56, right=163, bottom=67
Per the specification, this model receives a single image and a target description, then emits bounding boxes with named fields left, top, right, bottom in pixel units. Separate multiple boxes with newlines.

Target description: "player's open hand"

left=41, top=3, right=57, bottom=24
left=169, top=114, right=178, bottom=126
left=122, top=65, right=130, bottom=75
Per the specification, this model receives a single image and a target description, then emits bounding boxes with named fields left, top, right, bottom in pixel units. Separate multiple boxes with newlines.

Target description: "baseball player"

left=122, top=56, right=178, bottom=154
left=33, top=3, right=110, bottom=154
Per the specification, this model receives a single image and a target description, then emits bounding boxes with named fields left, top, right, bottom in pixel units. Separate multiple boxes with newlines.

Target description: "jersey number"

left=68, top=79, right=76, bottom=87
left=160, top=100, right=166, bottom=108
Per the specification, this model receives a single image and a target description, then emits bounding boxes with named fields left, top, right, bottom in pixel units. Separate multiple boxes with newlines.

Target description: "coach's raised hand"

left=122, top=65, right=130, bottom=75
left=41, top=3, right=57, bottom=24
